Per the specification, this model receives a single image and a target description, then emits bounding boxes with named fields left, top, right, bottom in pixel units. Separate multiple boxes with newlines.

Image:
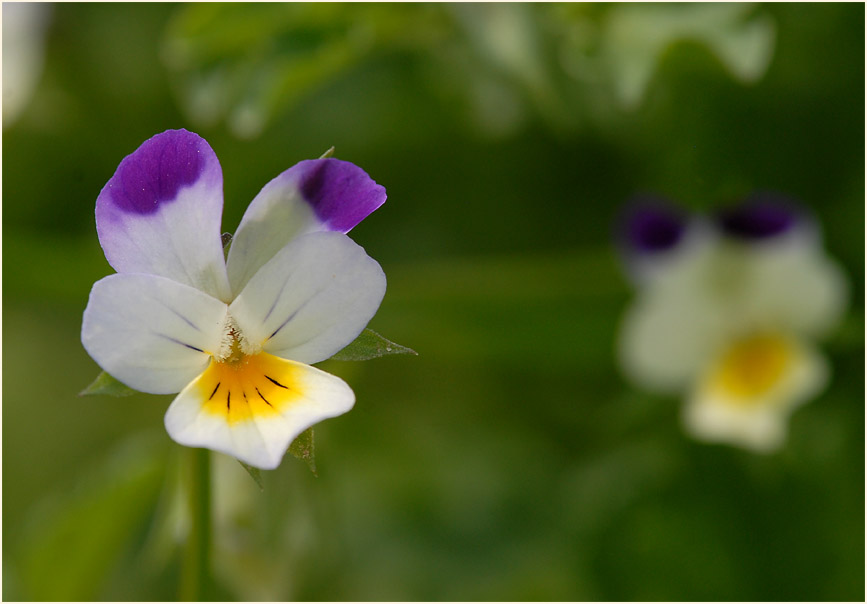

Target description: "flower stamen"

left=217, top=314, right=259, bottom=363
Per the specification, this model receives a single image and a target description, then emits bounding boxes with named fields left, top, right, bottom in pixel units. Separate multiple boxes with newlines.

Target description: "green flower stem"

left=180, top=447, right=212, bottom=601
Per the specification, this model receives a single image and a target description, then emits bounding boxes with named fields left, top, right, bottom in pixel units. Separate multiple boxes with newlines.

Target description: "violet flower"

left=82, top=129, right=387, bottom=469
left=617, top=194, right=847, bottom=451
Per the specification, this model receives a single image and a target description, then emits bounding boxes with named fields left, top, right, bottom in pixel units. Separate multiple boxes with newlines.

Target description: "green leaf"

left=238, top=460, right=265, bottom=490
left=288, top=427, right=317, bottom=476
left=319, top=146, right=335, bottom=159
left=230, top=428, right=322, bottom=484
left=79, top=371, right=139, bottom=397
left=330, top=328, right=418, bottom=361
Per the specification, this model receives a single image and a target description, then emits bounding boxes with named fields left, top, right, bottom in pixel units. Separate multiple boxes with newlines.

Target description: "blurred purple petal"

left=618, top=195, right=687, bottom=255
left=716, top=193, right=801, bottom=240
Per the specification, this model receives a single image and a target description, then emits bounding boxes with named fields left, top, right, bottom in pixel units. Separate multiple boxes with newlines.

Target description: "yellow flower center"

left=198, top=352, right=305, bottom=424
left=708, top=332, right=793, bottom=403
left=198, top=315, right=303, bottom=424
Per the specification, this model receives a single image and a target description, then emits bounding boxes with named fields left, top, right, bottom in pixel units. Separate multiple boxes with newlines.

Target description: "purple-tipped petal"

left=226, top=157, right=386, bottom=293
left=618, top=195, right=687, bottom=254
left=106, top=131, right=204, bottom=214
left=716, top=193, right=800, bottom=240
left=295, top=158, right=386, bottom=233
left=96, top=129, right=231, bottom=301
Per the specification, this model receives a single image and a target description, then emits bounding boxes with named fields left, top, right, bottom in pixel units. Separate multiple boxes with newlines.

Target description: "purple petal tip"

left=717, top=193, right=800, bottom=240
left=103, top=129, right=210, bottom=215
left=296, top=158, right=386, bottom=232
left=619, top=195, right=687, bottom=254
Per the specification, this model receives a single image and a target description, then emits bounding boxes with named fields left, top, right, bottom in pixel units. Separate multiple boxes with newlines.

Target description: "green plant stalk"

left=180, top=447, right=211, bottom=601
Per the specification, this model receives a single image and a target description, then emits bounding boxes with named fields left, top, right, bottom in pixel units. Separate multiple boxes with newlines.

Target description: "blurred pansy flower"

left=617, top=193, right=847, bottom=452
left=81, top=129, right=386, bottom=469
left=2, top=2, right=52, bottom=126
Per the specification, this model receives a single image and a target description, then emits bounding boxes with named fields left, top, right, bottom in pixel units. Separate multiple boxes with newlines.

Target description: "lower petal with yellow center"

left=164, top=352, right=355, bottom=469
left=683, top=331, right=828, bottom=452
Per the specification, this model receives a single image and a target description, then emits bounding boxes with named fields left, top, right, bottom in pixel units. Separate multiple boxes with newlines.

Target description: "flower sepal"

left=238, top=426, right=315, bottom=489
left=330, top=328, right=418, bottom=361
left=237, top=460, right=264, bottom=490
left=288, top=427, right=316, bottom=475
left=79, top=371, right=139, bottom=398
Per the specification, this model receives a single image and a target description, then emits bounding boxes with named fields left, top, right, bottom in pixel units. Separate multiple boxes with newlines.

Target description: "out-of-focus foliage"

left=589, top=3, right=775, bottom=108
left=163, top=3, right=451, bottom=139
left=3, top=2, right=864, bottom=602
left=15, top=435, right=168, bottom=601
left=163, top=3, right=775, bottom=138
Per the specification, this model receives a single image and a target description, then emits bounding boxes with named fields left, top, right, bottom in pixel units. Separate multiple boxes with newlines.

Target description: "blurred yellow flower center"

left=198, top=352, right=305, bottom=424
left=710, top=332, right=792, bottom=402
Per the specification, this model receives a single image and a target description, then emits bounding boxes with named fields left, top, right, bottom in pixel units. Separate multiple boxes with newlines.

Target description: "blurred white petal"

left=683, top=333, right=828, bottom=452
left=619, top=231, right=847, bottom=394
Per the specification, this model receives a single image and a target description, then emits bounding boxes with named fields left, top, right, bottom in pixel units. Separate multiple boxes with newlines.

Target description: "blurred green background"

left=3, top=3, right=864, bottom=601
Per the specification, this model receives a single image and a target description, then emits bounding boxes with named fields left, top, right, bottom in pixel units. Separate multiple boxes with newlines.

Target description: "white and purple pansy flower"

left=82, top=129, right=387, bottom=469
left=617, top=193, right=848, bottom=452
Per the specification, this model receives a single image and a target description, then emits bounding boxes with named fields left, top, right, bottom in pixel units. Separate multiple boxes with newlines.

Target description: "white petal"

left=739, top=239, right=849, bottom=337
left=224, top=172, right=318, bottom=296
left=618, top=234, right=725, bottom=390
left=683, top=396, right=786, bottom=452
left=682, top=334, right=828, bottom=452
left=651, top=235, right=848, bottom=338
left=229, top=231, right=386, bottom=364
left=617, top=286, right=729, bottom=393
left=164, top=353, right=354, bottom=469
left=81, top=273, right=228, bottom=394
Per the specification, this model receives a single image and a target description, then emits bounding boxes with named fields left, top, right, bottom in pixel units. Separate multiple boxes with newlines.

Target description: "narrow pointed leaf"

left=79, top=371, right=139, bottom=397
left=330, top=328, right=418, bottom=361
left=288, top=427, right=317, bottom=475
